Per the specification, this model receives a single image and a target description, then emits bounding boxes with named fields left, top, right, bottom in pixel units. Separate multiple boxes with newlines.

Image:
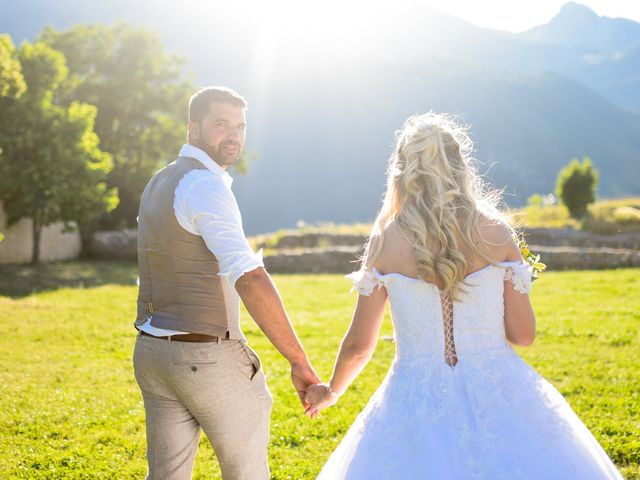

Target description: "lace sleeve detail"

left=499, top=262, right=533, bottom=294
left=345, top=268, right=385, bottom=296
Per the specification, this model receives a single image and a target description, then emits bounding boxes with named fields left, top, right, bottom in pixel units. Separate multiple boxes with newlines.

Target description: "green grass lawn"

left=0, top=262, right=638, bottom=479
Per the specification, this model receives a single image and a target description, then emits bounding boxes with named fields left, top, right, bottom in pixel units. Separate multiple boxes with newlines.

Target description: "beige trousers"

left=133, top=333, right=273, bottom=480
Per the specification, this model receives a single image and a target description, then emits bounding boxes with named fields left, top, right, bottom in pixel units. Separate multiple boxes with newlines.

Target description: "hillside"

left=1, top=1, right=639, bottom=234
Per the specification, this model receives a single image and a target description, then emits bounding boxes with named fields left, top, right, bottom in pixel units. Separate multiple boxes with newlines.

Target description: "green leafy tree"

left=40, top=23, right=196, bottom=228
left=555, top=156, right=599, bottom=220
left=0, top=34, right=27, bottom=243
left=0, top=38, right=117, bottom=264
left=0, top=34, right=26, bottom=98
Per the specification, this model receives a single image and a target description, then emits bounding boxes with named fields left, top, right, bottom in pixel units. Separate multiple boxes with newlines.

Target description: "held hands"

left=291, top=361, right=321, bottom=409
left=304, top=383, right=339, bottom=418
left=290, top=360, right=340, bottom=418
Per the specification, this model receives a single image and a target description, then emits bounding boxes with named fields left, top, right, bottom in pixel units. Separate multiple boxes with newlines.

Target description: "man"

left=133, top=86, right=319, bottom=480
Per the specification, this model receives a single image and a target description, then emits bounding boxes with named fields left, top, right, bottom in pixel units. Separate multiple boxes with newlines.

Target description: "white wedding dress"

left=316, top=262, right=622, bottom=480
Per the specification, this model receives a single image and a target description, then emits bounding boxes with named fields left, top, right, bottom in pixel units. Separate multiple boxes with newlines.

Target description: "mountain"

left=514, top=2, right=640, bottom=112
left=519, top=2, right=640, bottom=54
left=1, top=0, right=639, bottom=234
left=230, top=58, right=640, bottom=233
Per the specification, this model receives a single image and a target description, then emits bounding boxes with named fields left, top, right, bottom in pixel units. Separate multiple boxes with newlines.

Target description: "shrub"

left=613, top=206, right=640, bottom=225
left=511, top=204, right=578, bottom=229
left=555, top=157, right=599, bottom=220
left=582, top=198, right=640, bottom=234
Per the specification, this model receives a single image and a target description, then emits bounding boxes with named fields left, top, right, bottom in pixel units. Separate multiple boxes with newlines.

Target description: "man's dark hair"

left=188, top=86, right=247, bottom=124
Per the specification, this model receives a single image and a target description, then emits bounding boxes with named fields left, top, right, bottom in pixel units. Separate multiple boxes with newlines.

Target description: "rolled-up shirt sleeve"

left=174, top=170, right=264, bottom=287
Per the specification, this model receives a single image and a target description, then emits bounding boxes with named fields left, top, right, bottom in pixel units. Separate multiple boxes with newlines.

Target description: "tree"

left=0, top=37, right=118, bottom=264
left=555, top=156, right=599, bottom=220
left=0, top=34, right=27, bottom=244
left=40, top=23, right=195, bottom=228
left=0, top=34, right=26, bottom=99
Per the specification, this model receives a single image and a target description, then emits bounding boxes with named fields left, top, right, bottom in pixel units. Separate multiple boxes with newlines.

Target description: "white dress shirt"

left=139, top=144, right=264, bottom=337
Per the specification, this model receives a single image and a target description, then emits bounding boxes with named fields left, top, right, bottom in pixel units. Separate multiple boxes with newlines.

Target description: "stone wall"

left=88, top=229, right=138, bottom=260
left=529, top=246, right=640, bottom=270
left=257, top=233, right=367, bottom=250
left=523, top=228, right=640, bottom=250
left=258, top=228, right=640, bottom=251
left=262, top=245, right=640, bottom=273
left=0, top=203, right=82, bottom=265
left=255, top=228, right=640, bottom=273
left=84, top=227, right=640, bottom=272
left=264, top=247, right=364, bottom=274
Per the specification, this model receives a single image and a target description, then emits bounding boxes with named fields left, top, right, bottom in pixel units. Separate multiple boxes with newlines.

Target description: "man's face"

left=189, top=101, right=246, bottom=168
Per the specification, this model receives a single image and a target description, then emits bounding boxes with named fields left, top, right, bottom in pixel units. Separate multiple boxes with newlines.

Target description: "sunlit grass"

left=0, top=263, right=638, bottom=479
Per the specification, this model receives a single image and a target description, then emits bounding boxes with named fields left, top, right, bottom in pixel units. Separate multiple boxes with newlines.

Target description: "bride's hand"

left=304, top=383, right=339, bottom=418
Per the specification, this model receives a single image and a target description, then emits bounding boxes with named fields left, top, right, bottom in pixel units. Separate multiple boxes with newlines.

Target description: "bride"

left=304, top=113, right=622, bottom=479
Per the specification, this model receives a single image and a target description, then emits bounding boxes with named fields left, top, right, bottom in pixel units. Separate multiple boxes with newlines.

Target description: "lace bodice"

left=347, top=262, right=533, bottom=369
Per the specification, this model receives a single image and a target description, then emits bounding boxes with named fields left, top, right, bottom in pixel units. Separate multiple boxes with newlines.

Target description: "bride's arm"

left=479, top=220, right=536, bottom=347
left=331, top=286, right=388, bottom=395
left=305, top=285, right=388, bottom=416
left=503, top=274, right=536, bottom=346
left=501, top=237, right=536, bottom=346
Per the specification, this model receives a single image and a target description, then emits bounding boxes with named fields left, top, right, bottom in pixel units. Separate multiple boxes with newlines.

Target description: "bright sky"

left=419, top=0, right=640, bottom=32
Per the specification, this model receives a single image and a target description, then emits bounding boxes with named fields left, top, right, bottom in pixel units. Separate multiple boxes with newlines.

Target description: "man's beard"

left=198, top=141, right=241, bottom=167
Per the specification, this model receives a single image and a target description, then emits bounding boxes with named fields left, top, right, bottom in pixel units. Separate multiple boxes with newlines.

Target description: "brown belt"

left=139, top=330, right=229, bottom=343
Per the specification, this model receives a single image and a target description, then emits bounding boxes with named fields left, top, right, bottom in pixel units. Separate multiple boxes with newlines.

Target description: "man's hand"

left=236, top=268, right=319, bottom=409
left=291, top=361, right=321, bottom=409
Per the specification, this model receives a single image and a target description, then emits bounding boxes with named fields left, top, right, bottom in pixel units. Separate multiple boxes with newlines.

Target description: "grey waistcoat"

left=134, top=156, right=231, bottom=337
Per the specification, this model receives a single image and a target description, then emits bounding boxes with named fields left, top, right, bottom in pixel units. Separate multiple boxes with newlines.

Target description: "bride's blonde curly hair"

left=364, top=112, right=508, bottom=299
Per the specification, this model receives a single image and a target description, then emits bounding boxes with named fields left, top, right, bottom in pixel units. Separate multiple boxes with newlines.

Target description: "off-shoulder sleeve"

left=345, top=268, right=385, bottom=296
left=498, top=261, right=533, bottom=294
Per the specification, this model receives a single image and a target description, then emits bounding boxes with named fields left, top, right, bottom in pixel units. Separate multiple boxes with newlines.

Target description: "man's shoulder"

left=176, top=167, right=235, bottom=208
left=156, top=156, right=213, bottom=187
left=179, top=166, right=226, bottom=190
left=145, top=158, right=221, bottom=198
left=147, top=157, right=198, bottom=179
left=176, top=156, right=207, bottom=169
